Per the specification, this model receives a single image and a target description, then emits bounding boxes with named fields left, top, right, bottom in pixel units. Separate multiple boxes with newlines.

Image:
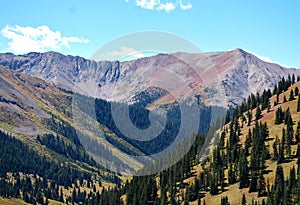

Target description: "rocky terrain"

left=0, top=49, right=299, bottom=108
left=0, top=49, right=300, bottom=204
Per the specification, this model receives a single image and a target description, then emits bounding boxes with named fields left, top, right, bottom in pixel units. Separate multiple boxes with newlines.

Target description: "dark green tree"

left=257, top=173, right=267, bottom=197
left=221, top=196, right=230, bottom=205
left=255, top=105, right=262, bottom=121
left=272, top=165, right=285, bottom=205
left=275, top=106, right=284, bottom=124
left=247, top=110, right=252, bottom=126
left=289, top=89, right=295, bottom=101
left=272, top=137, right=279, bottom=160
left=295, top=86, right=299, bottom=96
left=239, top=149, right=249, bottom=189
left=242, top=193, right=247, bottom=205
left=278, top=128, right=285, bottom=163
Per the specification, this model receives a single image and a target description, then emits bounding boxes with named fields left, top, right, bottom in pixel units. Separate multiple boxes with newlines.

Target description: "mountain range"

left=0, top=48, right=299, bottom=108
left=0, top=48, right=300, bottom=204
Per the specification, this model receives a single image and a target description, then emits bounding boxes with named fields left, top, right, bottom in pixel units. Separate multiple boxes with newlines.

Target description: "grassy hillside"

left=190, top=78, right=300, bottom=204
left=0, top=66, right=126, bottom=204
left=118, top=76, right=300, bottom=205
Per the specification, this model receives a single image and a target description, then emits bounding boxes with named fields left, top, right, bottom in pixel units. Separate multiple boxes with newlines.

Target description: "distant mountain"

left=0, top=49, right=299, bottom=107
left=1, top=50, right=300, bottom=204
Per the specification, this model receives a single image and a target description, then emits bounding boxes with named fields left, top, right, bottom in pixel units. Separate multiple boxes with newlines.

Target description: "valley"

left=0, top=51, right=299, bottom=204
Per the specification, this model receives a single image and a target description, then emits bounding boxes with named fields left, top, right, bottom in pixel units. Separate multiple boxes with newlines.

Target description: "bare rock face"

left=0, top=65, right=52, bottom=136
left=0, top=49, right=299, bottom=107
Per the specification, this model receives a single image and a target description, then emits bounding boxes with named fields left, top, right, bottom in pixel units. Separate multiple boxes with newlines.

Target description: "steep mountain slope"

left=0, top=49, right=299, bottom=107
left=0, top=66, right=111, bottom=204
left=0, top=65, right=145, bottom=177
left=0, top=64, right=65, bottom=136
left=187, top=78, right=300, bottom=204
left=117, top=76, right=300, bottom=205
left=1, top=50, right=300, bottom=204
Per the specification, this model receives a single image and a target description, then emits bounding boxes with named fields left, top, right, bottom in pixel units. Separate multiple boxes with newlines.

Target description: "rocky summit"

left=0, top=49, right=299, bottom=107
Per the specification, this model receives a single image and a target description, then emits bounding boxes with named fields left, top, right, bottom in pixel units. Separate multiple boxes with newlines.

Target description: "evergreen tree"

left=245, top=129, right=252, bottom=156
left=273, top=84, right=278, bottom=95
left=184, top=186, right=190, bottom=205
left=295, top=121, right=300, bottom=143
left=36, top=191, right=44, bottom=204
left=272, top=137, right=279, bottom=160
left=288, top=74, right=292, bottom=87
left=272, top=166, right=285, bottom=205
left=267, top=99, right=271, bottom=113
left=228, top=163, right=237, bottom=185
left=249, top=175, right=257, bottom=193
left=275, top=106, right=284, bottom=124
left=287, top=166, right=296, bottom=204
left=242, top=194, right=247, bottom=205
left=239, top=149, right=249, bottom=189
left=284, top=107, right=292, bottom=125
left=247, top=110, right=252, bottom=126
left=209, top=173, right=218, bottom=195
left=221, top=196, right=230, bottom=205
left=249, top=122, right=269, bottom=193
left=255, top=105, right=262, bottom=121
left=278, top=128, right=285, bottom=164
left=289, top=89, right=295, bottom=101
left=295, top=86, right=299, bottom=96
left=257, top=173, right=267, bottom=197
left=286, top=114, right=294, bottom=157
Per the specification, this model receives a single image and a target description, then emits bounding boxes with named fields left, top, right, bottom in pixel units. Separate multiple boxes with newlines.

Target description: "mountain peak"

left=0, top=50, right=299, bottom=107
left=228, top=48, right=250, bottom=57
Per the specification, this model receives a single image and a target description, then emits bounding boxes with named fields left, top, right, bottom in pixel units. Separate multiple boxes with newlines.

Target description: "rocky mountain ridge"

left=0, top=49, right=299, bottom=107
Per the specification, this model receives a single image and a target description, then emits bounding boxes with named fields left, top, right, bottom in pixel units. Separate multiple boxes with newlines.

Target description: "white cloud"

left=1, top=25, right=89, bottom=54
left=125, top=0, right=192, bottom=12
left=179, top=0, right=192, bottom=10
left=157, top=2, right=176, bottom=12
left=136, top=0, right=160, bottom=10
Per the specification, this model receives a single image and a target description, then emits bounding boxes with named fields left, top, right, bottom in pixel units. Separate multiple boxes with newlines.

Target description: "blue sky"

left=0, top=0, right=299, bottom=67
